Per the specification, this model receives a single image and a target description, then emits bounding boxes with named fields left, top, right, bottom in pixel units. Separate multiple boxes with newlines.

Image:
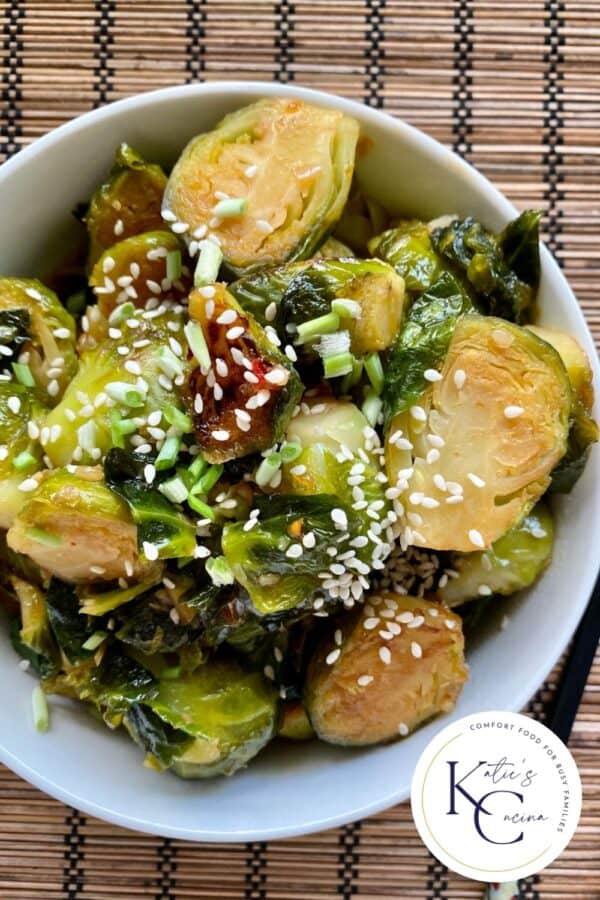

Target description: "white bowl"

left=0, top=82, right=598, bottom=841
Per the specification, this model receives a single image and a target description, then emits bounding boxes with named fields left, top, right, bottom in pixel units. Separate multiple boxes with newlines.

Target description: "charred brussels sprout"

left=305, top=593, right=467, bottom=745
left=230, top=257, right=405, bottom=355
left=6, top=467, right=160, bottom=583
left=186, top=283, right=302, bottom=463
left=0, top=384, right=45, bottom=528
left=386, top=315, right=571, bottom=551
left=430, top=210, right=541, bottom=323
left=528, top=326, right=598, bottom=493
left=164, top=99, right=359, bottom=273
left=0, top=278, right=77, bottom=401
left=368, top=220, right=446, bottom=295
left=43, top=305, right=191, bottom=467
left=89, top=231, right=190, bottom=317
left=124, top=659, right=278, bottom=778
left=438, top=503, right=554, bottom=606
left=9, top=576, right=59, bottom=677
left=85, top=143, right=168, bottom=267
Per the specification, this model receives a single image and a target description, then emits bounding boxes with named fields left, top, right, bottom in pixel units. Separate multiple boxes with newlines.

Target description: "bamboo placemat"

left=0, top=1, right=599, bottom=898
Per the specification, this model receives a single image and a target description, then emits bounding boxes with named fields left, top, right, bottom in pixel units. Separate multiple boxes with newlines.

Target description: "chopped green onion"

left=194, top=463, right=223, bottom=494
left=296, top=312, right=340, bottom=345
left=341, top=355, right=363, bottom=393
left=11, top=362, right=35, bottom=387
left=212, top=197, right=248, bottom=218
left=256, top=453, right=281, bottom=488
left=206, top=555, right=235, bottom=586
left=365, top=352, right=385, bottom=395
left=184, top=320, right=211, bottom=371
left=187, top=494, right=216, bottom=520
left=166, top=249, right=182, bottom=282
left=155, top=435, right=182, bottom=471
left=188, top=454, right=208, bottom=480
left=65, top=289, right=87, bottom=316
left=105, top=381, right=145, bottom=408
left=362, top=389, right=383, bottom=427
left=163, top=405, right=193, bottom=434
left=280, top=440, right=302, bottom=463
left=159, top=476, right=189, bottom=505
left=82, top=631, right=108, bottom=651
left=108, top=301, right=136, bottom=325
left=156, top=346, right=185, bottom=380
left=323, top=351, right=355, bottom=379
left=25, top=527, right=62, bottom=547
left=161, top=665, right=182, bottom=680
left=13, top=451, right=37, bottom=471
left=32, top=685, right=49, bottom=733
left=331, top=298, right=361, bottom=319
left=194, top=241, right=223, bottom=287
left=110, top=410, right=138, bottom=448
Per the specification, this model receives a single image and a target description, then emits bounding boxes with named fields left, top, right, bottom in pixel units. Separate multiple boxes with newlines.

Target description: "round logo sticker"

left=411, top=710, right=581, bottom=882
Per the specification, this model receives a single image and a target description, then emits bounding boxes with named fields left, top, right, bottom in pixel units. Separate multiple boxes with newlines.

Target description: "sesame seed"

left=424, top=368, right=442, bottom=382
left=171, top=222, right=189, bottom=234
left=18, top=477, right=39, bottom=492
left=426, top=448, right=440, bottom=464
left=212, top=429, right=230, bottom=441
left=215, top=358, right=229, bottom=377
left=421, top=497, right=439, bottom=509
left=398, top=722, right=409, bottom=736
left=27, top=422, right=40, bottom=440
left=468, top=529, right=485, bottom=548
left=303, top=531, right=316, bottom=549
left=290, top=464, right=306, bottom=476
left=285, top=344, right=298, bottom=362
left=334, top=629, right=342, bottom=646
left=286, top=543, right=303, bottom=559
left=478, top=584, right=493, bottom=596
left=326, top=648, right=341, bottom=666
left=217, top=309, right=237, bottom=325
left=407, top=615, right=425, bottom=629
left=363, top=617, right=380, bottom=630
left=144, top=464, right=156, bottom=485
left=331, top=508, right=348, bottom=529
left=265, top=367, right=288, bottom=385
left=411, top=641, right=422, bottom=659
left=379, top=630, right=394, bottom=640
left=125, top=360, right=142, bottom=376
left=244, top=371, right=260, bottom=384
left=395, top=438, right=413, bottom=451
left=226, top=325, right=245, bottom=340
left=467, top=472, right=486, bottom=488
left=357, top=675, right=373, bottom=687
left=25, top=287, right=43, bottom=301
left=7, top=395, right=21, bottom=414
left=114, top=218, right=124, bottom=236
left=433, top=474, right=447, bottom=492
left=454, top=369, right=466, bottom=389
left=409, top=405, right=427, bottom=422
left=53, top=327, right=71, bottom=340
left=379, top=646, right=391, bottom=665
left=265, top=301, right=277, bottom=322
left=445, top=618, right=457, bottom=630
left=504, top=405, right=524, bottom=419
left=102, top=256, right=115, bottom=273
left=194, top=393, right=204, bottom=414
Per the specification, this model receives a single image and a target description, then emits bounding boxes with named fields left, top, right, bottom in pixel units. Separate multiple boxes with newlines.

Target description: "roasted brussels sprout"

left=230, top=257, right=405, bottom=355
left=89, top=231, right=190, bottom=317
left=313, top=236, right=354, bottom=259
left=43, top=304, right=191, bottom=468
left=9, top=576, right=59, bottom=677
left=0, top=278, right=77, bottom=401
left=85, top=143, right=168, bottom=267
left=186, top=283, right=302, bottom=462
left=305, top=593, right=467, bottom=745
left=0, top=384, right=45, bottom=528
left=528, top=326, right=598, bottom=493
left=6, top=467, right=160, bottom=583
left=368, top=220, right=446, bottom=294
left=437, top=503, right=554, bottom=606
left=382, top=272, right=472, bottom=429
left=332, top=182, right=388, bottom=254
left=430, top=210, right=541, bottom=323
left=124, top=659, right=278, bottom=777
left=386, top=315, right=571, bottom=551
left=164, top=99, right=359, bottom=273
left=279, top=701, right=314, bottom=740
left=104, top=449, right=197, bottom=562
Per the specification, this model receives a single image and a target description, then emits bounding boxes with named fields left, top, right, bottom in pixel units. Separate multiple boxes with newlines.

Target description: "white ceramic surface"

left=0, top=82, right=598, bottom=842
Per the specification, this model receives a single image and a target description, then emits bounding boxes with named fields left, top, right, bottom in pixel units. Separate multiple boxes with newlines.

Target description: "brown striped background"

left=0, top=1, right=598, bottom=897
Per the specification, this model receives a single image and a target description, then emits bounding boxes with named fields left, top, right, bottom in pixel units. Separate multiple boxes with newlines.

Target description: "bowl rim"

left=0, top=80, right=598, bottom=842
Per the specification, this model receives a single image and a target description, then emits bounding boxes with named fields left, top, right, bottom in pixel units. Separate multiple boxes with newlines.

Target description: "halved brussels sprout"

left=86, top=144, right=168, bottom=267
left=437, top=503, right=554, bottom=606
left=332, top=182, right=389, bottom=254
left=186, top=284, right=302, bottom=463
left=6, top=467, right=160, bottom=583
left=304, top=593, right=467, bottom=745
left=279, top=701, right=314, bottom=740
left=368, top=220, right=446, bottom=295
left=222, top=493, right=360, bottom=616
left=43, top=304, right=190, bottom=467
left=0, top=384, right=45, bottom=529
left=430, top=210, right=541, bottom=323
left=386, top=315, right=571, bottom=551
left=0, top=278, right=77, bottom=401
left=9, top=575, right=59, bottom=677
left=89, top=231, right=191, bottom=317
left=528, top=326, right=598, bottom=493
left=164, top=99, right=359, bottom=273
left=382, top=272, right=472, bottom=429
left=124, top=659, right=278, bottom=778
left=230, top=257, right=405, bottom=354
left=313, top=236, right=354, bottom=259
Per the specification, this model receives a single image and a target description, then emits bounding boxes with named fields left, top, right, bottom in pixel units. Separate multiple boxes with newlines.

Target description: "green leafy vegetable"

left=368, top=220, right=445, bottom=294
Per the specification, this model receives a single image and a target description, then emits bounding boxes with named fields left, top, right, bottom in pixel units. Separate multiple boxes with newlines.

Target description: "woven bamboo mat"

left=0, top=1, right=599, bottom=897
